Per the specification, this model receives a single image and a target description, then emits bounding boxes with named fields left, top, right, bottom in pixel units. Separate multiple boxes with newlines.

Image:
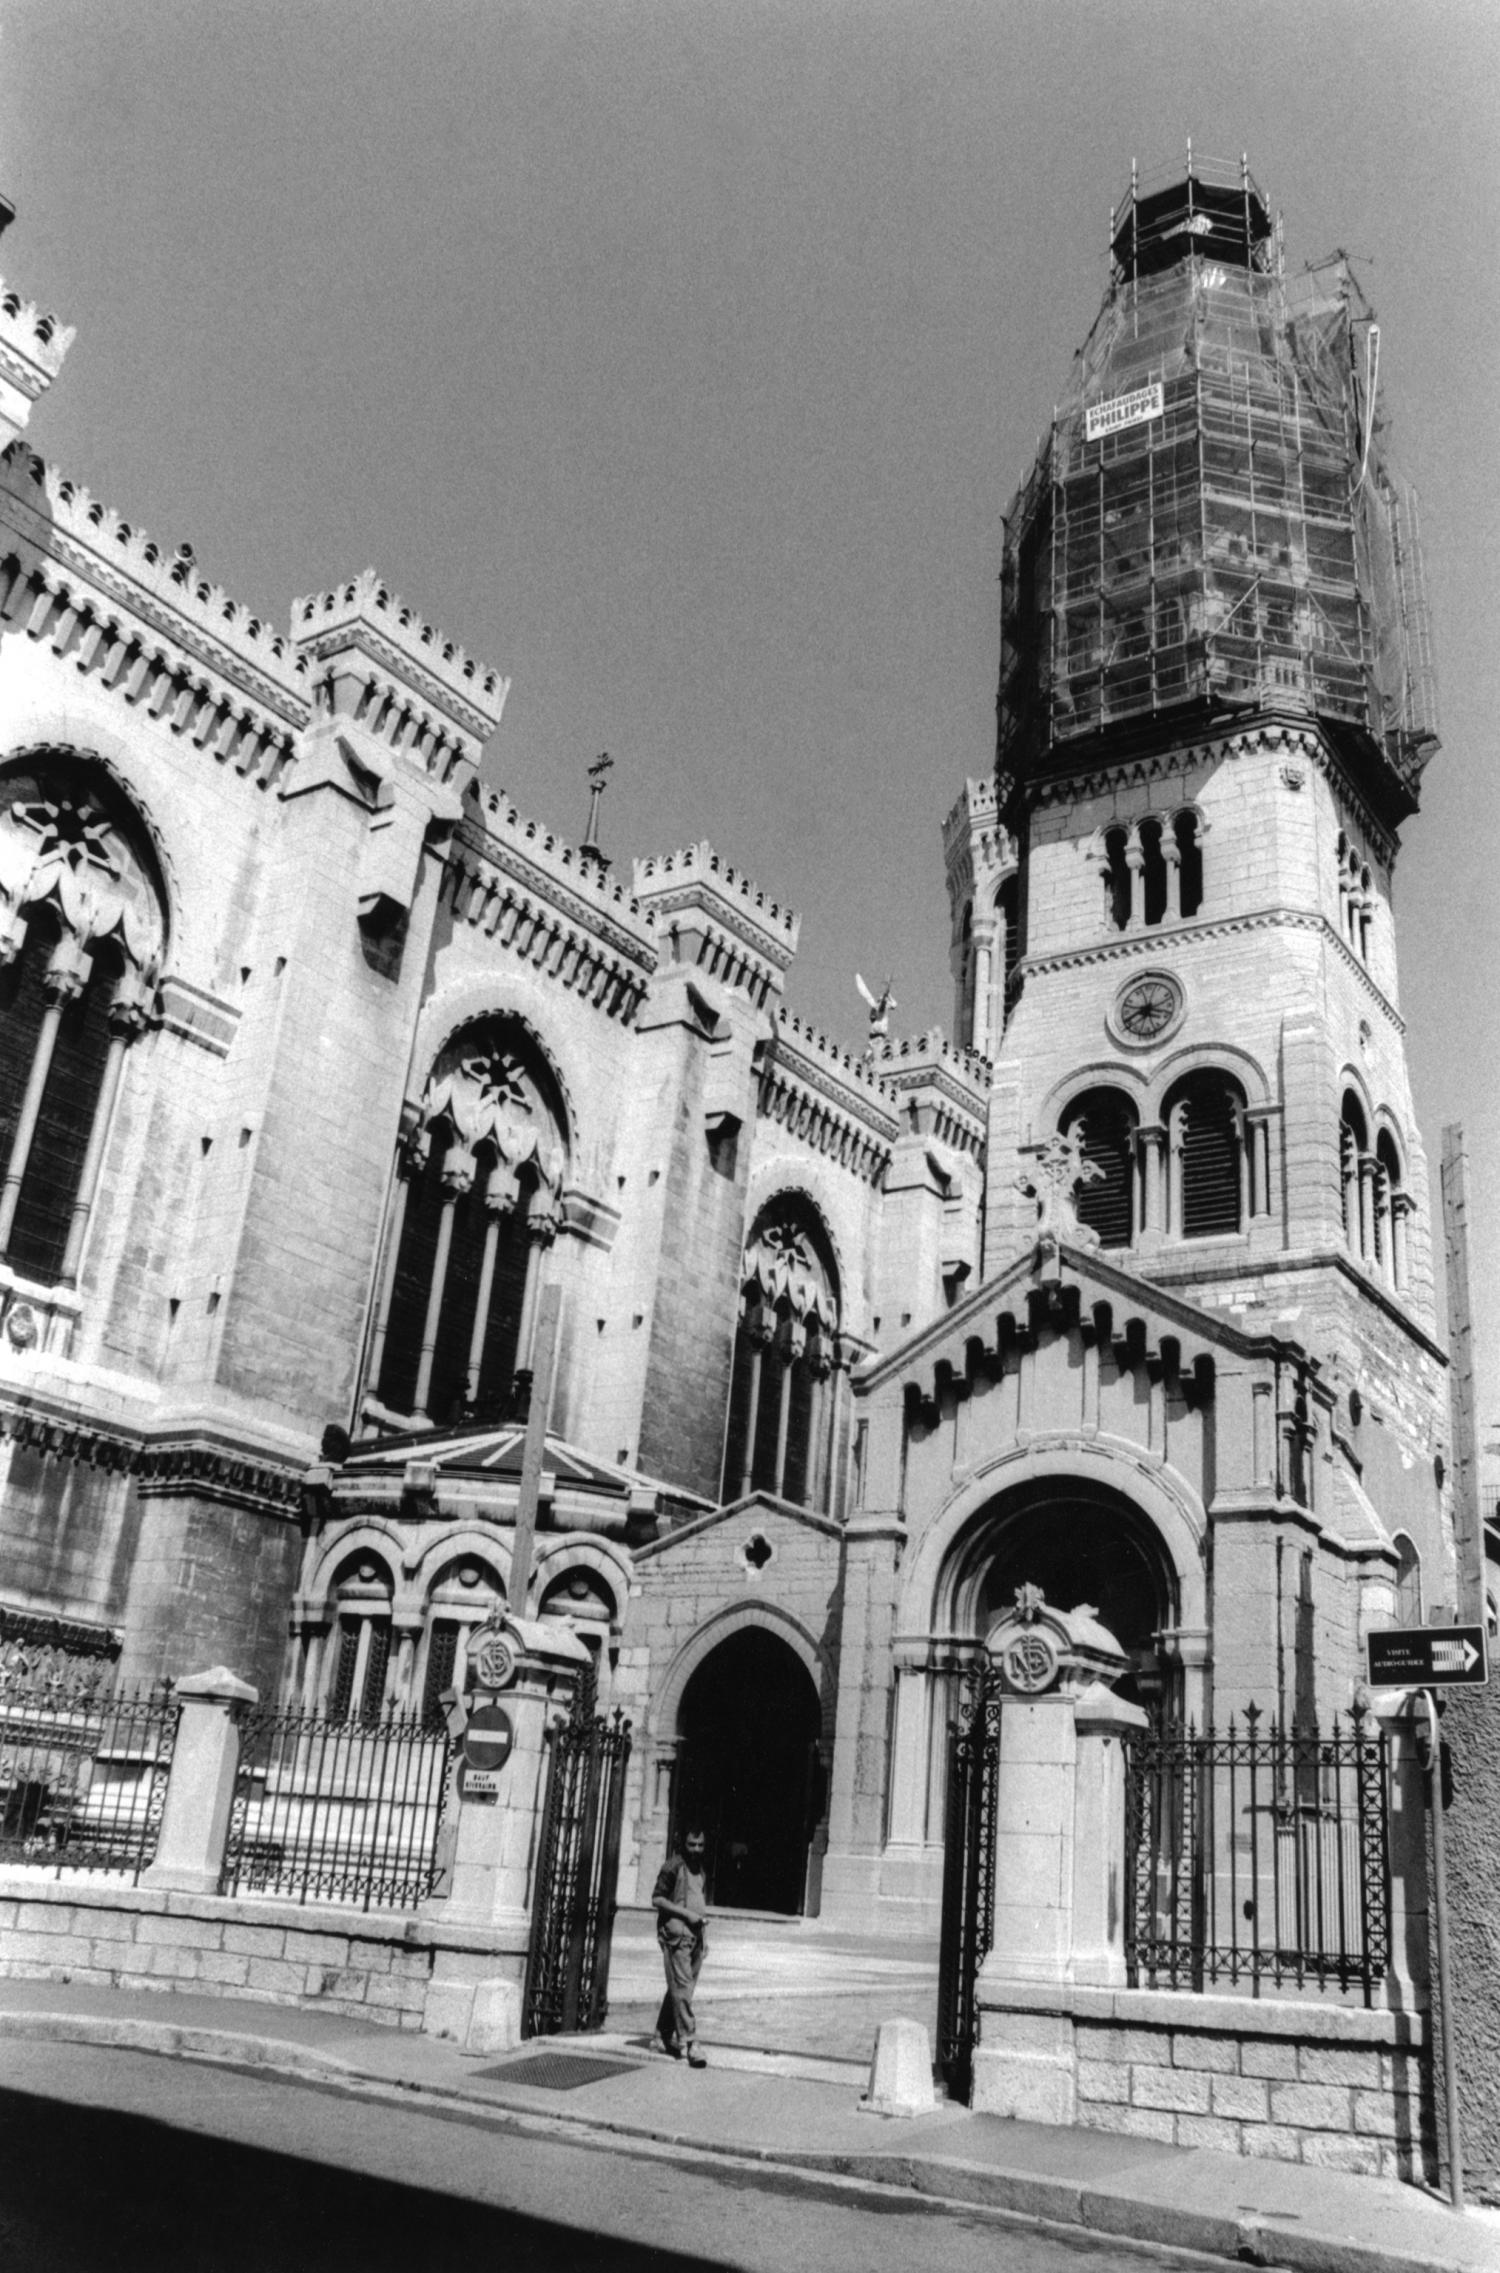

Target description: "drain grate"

left=473, top=2050, right=637, bottom=2092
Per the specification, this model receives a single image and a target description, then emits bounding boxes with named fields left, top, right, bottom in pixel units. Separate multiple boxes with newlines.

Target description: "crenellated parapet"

left=292, top=569, right=509, bottom=790
left=873, top=1027, right=990, bottom=1156
left=444, top=785, right=659, bottom=1026
left=0, top=278, right=74, bottom=450
left=633, top=841, right=800, bottom=1009
left=0, top=448, right=307, bottom=786
left=761, top=1007, right=900, bottom=1185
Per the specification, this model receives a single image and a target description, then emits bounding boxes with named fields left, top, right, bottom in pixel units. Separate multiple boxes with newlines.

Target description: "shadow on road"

left=0, top=2086, right=718, bottom=2273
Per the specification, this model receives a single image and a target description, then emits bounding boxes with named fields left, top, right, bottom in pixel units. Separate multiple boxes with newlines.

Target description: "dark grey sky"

left=4, top=0, right=1496, bottom=1419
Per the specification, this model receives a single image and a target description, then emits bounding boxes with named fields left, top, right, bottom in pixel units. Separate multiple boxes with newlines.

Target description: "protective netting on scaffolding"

left=999, top=159, right=1438, bottom=796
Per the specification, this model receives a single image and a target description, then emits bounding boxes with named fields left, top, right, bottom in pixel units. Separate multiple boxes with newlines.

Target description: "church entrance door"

left=674, top=1628, right=822, bottom=1915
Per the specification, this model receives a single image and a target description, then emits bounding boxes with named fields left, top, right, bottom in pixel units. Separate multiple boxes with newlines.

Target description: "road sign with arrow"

left=1366, top=1624, right=1487, bottom=1688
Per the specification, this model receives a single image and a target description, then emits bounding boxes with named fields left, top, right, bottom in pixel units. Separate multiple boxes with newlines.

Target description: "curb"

left=0, top=2010, right=1480, bottom=2273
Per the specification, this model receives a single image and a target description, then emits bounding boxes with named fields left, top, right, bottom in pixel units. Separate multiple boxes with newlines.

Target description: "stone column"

left=0, top=938, right=90, bottom=1249
left=365, top=1125, right=427, bottom=1396
left=413, top=1144, right=474, bottom=1418
left=142, top=1666, right=259, bottom=1894
left=1137, top=1125, right=1167, bottom=1239
left=422, top=1611, right=591, bottom=2044
left=970, top=1594, right=1144, bottom=2123
left=1369, top=1688, right=1430, bottom=2001
left=60, top=980, right=150, bottom=1282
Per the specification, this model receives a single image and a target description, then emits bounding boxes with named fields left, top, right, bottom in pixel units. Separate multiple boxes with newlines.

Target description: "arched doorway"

left=960, top=1479, right=1180, bottom=1714
left=673, top=1628, right=823, bottom=1915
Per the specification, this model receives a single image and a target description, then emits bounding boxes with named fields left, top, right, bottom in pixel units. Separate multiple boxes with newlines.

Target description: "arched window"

left=996, top=873, right=1021, bottom=1023
left=418, top=1555, right=504, bottom=1723
left=325, top=1554, right=394, bottom=1725
left=1375, top=1129, right=1406, bottom=1289
left=1392, top=1534, right=1422, bottom=1626
left=722, top=1198, right=840, bottom=1510
left=1173, top=811, right=1204, bottom=918
left=1060, top=1087, right=1138, bottom=1248
left=1340, top=1090, right=1370, bottom=1259
left=1102, top=827, right=1131, bottom=930
left=1139, top=820, right=1168, bottom=928
left=0, top=759, right=164, bottom=1285
left=366, top=1019, right=568, bottom=1429
left=1166, top=1070, right=1246, bottom=1239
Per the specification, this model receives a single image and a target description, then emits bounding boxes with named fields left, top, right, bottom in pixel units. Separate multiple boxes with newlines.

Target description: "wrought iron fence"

left=523, top=1700, right=632, bottom=2038
left=1125, top=1706, right=1390, bottom=2000
left=936, top=1655, right=1001, bottom=2098
left=220, top=1707, right=455, bottom=1910
left=0, top=1674, right=178, bottom=1881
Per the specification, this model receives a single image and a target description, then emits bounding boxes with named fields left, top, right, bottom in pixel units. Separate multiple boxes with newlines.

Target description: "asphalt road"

left=0, top=2039, right=1240, bottom=2273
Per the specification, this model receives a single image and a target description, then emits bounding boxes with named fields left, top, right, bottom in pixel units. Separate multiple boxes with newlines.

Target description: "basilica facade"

left=0, top=163, right=1459, bottom=1933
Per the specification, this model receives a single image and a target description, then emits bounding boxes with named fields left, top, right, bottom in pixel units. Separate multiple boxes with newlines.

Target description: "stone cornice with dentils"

left=292, top=569, right=507, bottom=763
left=443, top=850, right=655, bottom=1027
left=1024, top=720, right=1403, bottom=872
left=0, top=280, right=75, bottom=399
left=0, top=451, right=310, bottom=748
left=463, top=788, right=658, bottom=957
left=633, top=842, right=801, bottom=971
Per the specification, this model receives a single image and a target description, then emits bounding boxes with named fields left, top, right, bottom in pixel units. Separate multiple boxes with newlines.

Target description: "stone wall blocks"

left=1296, top=2044, right=1379, bottom=2087
left=225, top=1924, right=285, bottom=1956
left=364, top=1971, right=428, bottom=2011
left=348, top=1937, right=395, bottom=1973
left=1350, top=2089, right=1403, bottom=2138
left=1076, top=2059, right=1130, bottom=2102
left=1240, top=2039, right=1300, bottom=2079
left=1106, top=2105, right=1178, bottom=2143
left=1238, top=2123, right=1311, bottom=2163
left=1209, top=2073, right=1270, bottom=2122
left=137, top=1913, right=222, bottom=1951
left=80, top=1909, right=139, bottom=1943
left=7, top=1931, right=90, bottom=1970
left=281, top=1929, right=351, bottom=1966
left=1172, top=2113, right=1243, bottom=2154
left=1298, top=2133, right=1383, bottom=2175
left=1170, top=2031, right=1237, bottom=2073
left=1132, top=2064, right=1211, bottom=2113
left=1114, top=2026, right=1173, bottom=2066
left=147, top=1944, right=206, bottom=1980
left=244, top=1955, right=306, bottom=1994
left=195, top=1950, right=252, bottom=1988
left=1268, top=2082, right=1352, bottom=2131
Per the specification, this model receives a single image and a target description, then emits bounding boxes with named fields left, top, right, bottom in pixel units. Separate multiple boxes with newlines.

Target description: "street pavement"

left=0, top=1972, right=1495, bottom=2273
left=0, top=2036, right=1234, bottom=2273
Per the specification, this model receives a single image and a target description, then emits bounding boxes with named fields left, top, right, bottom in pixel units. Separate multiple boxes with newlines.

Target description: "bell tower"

left=980, top=153, right=1454, bottom=1618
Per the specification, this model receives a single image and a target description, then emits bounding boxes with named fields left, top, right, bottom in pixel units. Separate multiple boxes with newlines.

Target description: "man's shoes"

left=658, top=2037, right=683, bottom=2060
left=686, top=2047, right=707, bottom=2069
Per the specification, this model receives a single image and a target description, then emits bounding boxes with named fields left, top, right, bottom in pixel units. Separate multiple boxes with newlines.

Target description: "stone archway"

left=673, top=1627, right=823, bottom=1916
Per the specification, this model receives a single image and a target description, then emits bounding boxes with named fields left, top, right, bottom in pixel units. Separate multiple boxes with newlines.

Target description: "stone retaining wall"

left=0, top=1873, right=523, bottom=2043
left=1068, top=1990, right=1432, bottom=2181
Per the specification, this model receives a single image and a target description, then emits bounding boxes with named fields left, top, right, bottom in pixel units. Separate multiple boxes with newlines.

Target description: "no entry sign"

left=1366, top=1625, right=1488, bottom=1689
left=464, top=1703, right=515, bottom=1773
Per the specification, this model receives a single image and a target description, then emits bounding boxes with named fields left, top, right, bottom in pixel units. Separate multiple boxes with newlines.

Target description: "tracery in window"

left=721, top=1197, right=841, bottom=1510
left=0, top=758, right=164, bottom=1285
left=366, top=1018, right=567, bottom=1428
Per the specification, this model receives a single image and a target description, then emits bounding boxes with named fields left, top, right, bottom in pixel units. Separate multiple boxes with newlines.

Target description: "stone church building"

left=0, top=161, right=1457, bottom=1934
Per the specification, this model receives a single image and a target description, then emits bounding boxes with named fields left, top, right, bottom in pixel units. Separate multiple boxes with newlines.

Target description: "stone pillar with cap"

left=421, top=1605, right=591, bottom=2048
left=969, top=1587, right=1146, bottom=2122
left=142, top=1666, right=259, bottom=1894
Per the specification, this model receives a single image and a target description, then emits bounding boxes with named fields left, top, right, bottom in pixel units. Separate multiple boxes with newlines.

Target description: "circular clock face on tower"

left=1112, top=972, right=1184, bottom=1047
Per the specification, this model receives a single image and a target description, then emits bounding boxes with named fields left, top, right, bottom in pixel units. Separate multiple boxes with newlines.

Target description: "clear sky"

left=3, top=0, right=1496, bottom=1422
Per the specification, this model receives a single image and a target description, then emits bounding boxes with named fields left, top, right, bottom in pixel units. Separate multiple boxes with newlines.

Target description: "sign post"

left=1368, top=1626, right=1487, bottom=2212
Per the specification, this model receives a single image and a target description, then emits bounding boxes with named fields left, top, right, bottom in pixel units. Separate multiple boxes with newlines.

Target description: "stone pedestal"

left=421, top=1611, right=589, bottom=2045
left=969, top=1594, right=1145, bottom=2122
left=142, top=1666, right=258, bottom=1894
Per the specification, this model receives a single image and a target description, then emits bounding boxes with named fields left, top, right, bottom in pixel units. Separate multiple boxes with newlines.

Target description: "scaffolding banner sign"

left=1085, top=382, right=1164, bottom=443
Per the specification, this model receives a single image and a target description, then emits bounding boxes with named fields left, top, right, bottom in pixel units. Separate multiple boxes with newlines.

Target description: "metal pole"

left=1422, top=1688, right=1464, bottom=2212
left=509, top=1281, right=561, bottom=1616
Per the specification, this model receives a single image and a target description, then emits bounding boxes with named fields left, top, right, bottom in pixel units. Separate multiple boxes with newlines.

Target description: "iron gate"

left=935, top=1656, right=1001, bottom=2099
left=522, top=1688, right=633, bottom=2038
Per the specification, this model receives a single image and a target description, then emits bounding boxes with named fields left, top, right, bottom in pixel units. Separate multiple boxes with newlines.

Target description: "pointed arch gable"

left=649, top=1599, right=835, bottom=1744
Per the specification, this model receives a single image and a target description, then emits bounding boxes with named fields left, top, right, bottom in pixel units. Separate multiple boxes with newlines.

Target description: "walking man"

left=652, top=1825, right=709, bottom=2066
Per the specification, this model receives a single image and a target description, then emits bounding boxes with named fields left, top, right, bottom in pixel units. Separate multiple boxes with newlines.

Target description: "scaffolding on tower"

left=997, top=154, right=1439, bottom=812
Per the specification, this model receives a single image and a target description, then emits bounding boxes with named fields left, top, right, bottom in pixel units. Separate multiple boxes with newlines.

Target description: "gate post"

left=141, top=1666, right=257, bottom=1894
left=421, top=1610, right=590, bottom=2045
left=970, top=1591, right=1144, bottom=2123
